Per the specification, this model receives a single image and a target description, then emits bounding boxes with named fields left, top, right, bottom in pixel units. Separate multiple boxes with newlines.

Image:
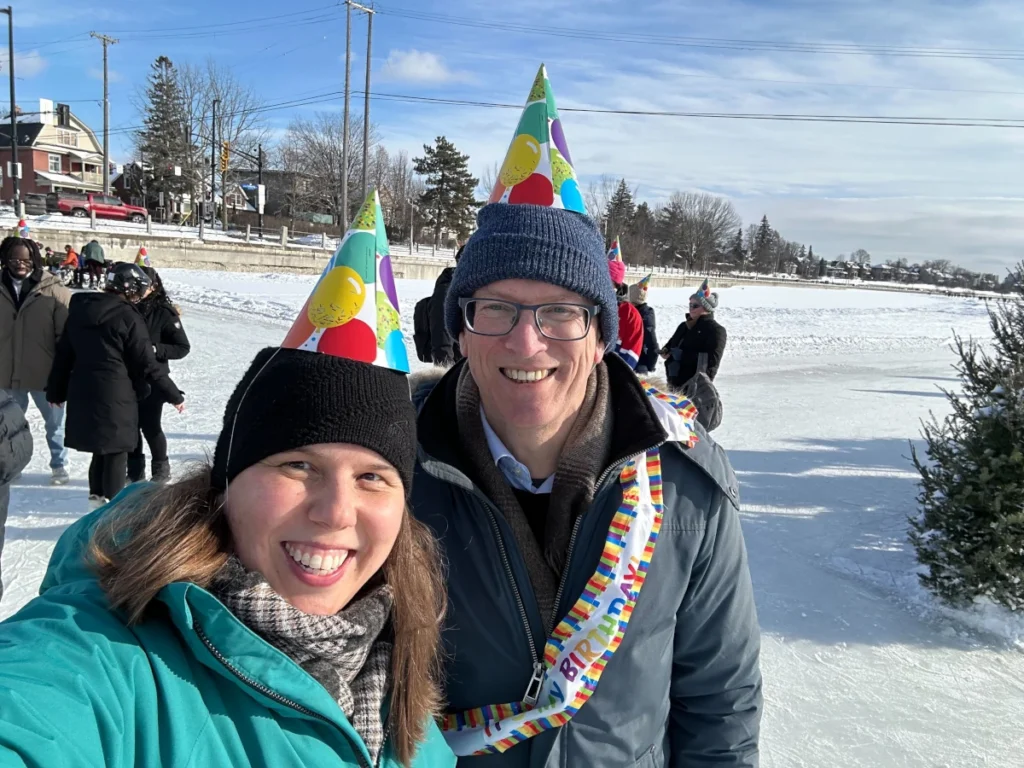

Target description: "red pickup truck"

left=46, top=191, right=148, bottom=224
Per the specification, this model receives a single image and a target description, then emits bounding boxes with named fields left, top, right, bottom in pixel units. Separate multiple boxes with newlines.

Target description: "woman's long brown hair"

left=90, top=464, right=445, bottom=766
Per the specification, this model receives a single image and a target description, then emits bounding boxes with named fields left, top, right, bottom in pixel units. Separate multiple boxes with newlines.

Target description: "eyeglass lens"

left=465, top=300, right=592, bottom=340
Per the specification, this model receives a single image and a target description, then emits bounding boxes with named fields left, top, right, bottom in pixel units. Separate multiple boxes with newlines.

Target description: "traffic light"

left=219, top=141, right=230, bottom=173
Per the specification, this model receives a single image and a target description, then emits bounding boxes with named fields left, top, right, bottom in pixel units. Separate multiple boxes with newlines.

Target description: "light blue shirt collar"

left=479, top=407, right=555, bottom=494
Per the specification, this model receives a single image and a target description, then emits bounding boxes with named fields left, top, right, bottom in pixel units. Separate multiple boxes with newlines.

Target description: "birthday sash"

left=441, top=385, right=698, bottom=756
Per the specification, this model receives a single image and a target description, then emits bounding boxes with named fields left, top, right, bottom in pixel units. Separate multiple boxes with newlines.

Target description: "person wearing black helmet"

left=46, top=262, right=185, bottom=507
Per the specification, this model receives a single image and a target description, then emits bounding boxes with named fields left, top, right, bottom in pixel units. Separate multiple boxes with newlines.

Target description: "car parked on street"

left=46, top=191, right=148, bottom=223
left=23, top=193, right=48, bottom=216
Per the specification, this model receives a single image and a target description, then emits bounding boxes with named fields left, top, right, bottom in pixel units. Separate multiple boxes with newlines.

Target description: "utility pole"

left=341, top=1, right=352, bottom=229
left=358, top=3, right=374, bottom=195
left=1, top=8, right=18, bottom=208
left=257, top=143, right=264, bottom=234
left=209, top=98, right=218, bottom=227
left=90, top=32, right=118, bottom=195
left=409, top=200, right=414, bottom=252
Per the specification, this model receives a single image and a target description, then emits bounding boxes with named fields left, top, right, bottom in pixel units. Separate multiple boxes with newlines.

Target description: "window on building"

left=56, top=129, right=79, bottom=147
left=48, top=154, right=62, bottom=174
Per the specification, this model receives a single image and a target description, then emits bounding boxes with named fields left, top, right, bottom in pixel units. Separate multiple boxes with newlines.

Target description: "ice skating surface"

left=2, top=270, right=1022, bottom=766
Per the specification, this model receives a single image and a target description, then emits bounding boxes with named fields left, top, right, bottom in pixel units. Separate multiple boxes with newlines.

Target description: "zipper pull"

left=523, top=661, right=545, bottom=707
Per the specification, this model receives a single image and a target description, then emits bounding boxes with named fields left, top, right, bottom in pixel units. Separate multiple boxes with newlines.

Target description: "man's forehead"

left=473, top=279, right=587, bottom=304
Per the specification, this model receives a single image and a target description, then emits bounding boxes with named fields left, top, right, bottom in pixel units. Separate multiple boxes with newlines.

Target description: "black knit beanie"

left=211, top=347, right=417, bottom=493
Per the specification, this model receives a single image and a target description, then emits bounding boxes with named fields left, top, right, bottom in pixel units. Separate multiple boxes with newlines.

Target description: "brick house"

left=0, top=99, right=106, bottom=201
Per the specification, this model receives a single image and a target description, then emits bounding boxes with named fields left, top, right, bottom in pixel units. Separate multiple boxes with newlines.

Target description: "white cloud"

left=0, top=48, right=48, bottom=78
left=379, top=49, right=473, bottom=85
left=378, top=0, right=1024, bottom=272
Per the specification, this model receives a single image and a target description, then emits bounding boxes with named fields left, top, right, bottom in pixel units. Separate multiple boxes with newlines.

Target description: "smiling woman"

left=0, top=192, right=456, bottom=768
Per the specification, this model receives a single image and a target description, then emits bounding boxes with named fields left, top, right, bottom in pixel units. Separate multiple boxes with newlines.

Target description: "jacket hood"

left=69, top=291, right=134, bottom=328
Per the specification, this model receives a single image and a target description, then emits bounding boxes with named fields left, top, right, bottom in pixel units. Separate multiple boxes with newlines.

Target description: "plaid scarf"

left=211, top=557, right=393, bottom=762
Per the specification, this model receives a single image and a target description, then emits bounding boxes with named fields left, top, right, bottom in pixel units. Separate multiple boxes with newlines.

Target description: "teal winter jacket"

left=0, top=487, right=456, bottom=768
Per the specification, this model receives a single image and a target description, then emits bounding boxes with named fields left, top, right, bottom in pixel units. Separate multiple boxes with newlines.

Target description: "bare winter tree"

left=656, top=191, right=740, bottom=271
left=584, top=175, right=617, bottom=229
left=278, top=111, right=378, bottom=225
left=477, top=161, right=500, bottom=200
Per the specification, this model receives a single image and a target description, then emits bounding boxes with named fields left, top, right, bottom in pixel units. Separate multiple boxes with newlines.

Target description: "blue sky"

left=11, top=0, right=1024, bottom=272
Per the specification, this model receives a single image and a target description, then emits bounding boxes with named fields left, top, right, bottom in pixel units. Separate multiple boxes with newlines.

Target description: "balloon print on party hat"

left=488, top=63, right=585, bottom=213
left=135, top=247, right=150, bottom=268
left=281, top=188, right=410, bottom=373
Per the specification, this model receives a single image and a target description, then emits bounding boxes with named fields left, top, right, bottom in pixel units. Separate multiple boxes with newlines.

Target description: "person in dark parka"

left=46, top=263, right=184, bottom=506
left=0, top=391, right=32, bottom=602
left=126, top=268, right=190, bottom=484
left=428, top=247, right=463, bottom=366
left=628, top=276, right=659, bottom=374
left=662, top=278, right=728, bottom=390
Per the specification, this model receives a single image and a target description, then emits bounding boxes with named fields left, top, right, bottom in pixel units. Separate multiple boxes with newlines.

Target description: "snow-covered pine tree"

left=137, top=57, right=192, bottom=209
left=910, top=262, right=1024, bottom=610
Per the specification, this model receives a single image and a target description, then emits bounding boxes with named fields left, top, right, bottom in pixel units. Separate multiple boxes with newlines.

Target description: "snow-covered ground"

left=2, top=272, right=1022, bottom=766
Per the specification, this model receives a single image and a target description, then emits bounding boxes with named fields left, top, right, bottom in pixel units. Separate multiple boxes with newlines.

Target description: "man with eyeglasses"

left=410, top=205, right=760, bottom=766
left=0, top=237, right=72, bottom=486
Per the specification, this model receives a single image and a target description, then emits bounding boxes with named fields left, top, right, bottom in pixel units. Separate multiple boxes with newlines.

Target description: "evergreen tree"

left=413, top=136, right=479, bottom=245
left=626, top=202, right=656, bottom=265
left=728, top=227, right=745, bottom=266
left=137, top=57, right=192, bottom=207
left=910, top=262, right=1024, bottom=610
left=604, top=178, right=635, bottom=246
left=754, top=215, right=773, bottom=271
left=808, top=245, right=814, bottom=261
left=818, top=257, right=827, bottom=278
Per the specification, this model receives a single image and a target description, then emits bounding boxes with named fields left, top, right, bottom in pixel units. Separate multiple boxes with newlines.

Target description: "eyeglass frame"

left=458, top=297, right=602, bottom=341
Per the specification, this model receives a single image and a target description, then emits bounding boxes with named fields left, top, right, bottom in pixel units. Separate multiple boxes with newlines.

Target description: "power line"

left=374, top=3, right=1024, bottom=62
left=97, top=88, right=1024, bottom=141
left=100, top=3, right=341, bottom=35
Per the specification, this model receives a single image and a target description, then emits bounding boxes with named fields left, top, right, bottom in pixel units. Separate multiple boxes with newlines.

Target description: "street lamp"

left=1, top=7, right=18, bottom=209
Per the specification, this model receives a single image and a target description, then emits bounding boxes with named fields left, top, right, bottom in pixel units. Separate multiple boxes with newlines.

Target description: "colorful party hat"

left=281, top=189, right=410, bottom=373
left=487, top=64, right=585, bottom=213
left=695, top=278, right=711, bottom=299
left=15, top=218, right=28, bottom=239
left=638, top=273, right=652, bottom=290
left=607, top=237, right=623, bottom=262
left=135, top=247, right=150, bottom=268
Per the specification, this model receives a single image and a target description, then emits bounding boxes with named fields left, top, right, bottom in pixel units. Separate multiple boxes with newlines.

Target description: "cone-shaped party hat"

left=638, top=272, right=652, bottom=290
left=135, top=247, right=150, bottom=268
left=487, top=64, right=585, bottom=213
left=282, top=189, right=410, bottom=373
left=607, top=237, right=623, bottom=262
left=695, top=277, right=711, bottom=299
left=15, top=218, right=28, bottom=239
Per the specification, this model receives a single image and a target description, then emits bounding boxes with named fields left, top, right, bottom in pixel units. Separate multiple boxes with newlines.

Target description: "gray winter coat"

left=411, top=357, right=762, bottom=767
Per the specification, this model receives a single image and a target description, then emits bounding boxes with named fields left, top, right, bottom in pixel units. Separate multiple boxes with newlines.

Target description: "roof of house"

left=0, top=122, right=46, bottom=149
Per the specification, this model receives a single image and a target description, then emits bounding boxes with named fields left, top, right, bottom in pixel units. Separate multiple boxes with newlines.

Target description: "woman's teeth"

left=284, top=543, right=349, bottom=576
left=501, top=368, right=554, bottom=383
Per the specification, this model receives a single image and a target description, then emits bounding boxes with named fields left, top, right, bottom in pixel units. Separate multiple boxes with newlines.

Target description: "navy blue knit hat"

left=444, top=203, right=618, bottom=345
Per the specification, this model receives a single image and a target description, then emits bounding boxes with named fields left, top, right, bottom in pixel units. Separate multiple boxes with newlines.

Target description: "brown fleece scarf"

left=455, top=362, right=613, bottom=629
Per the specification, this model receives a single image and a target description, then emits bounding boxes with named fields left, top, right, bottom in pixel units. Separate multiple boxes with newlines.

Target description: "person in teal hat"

left=0, top=190, right=455, bottom=768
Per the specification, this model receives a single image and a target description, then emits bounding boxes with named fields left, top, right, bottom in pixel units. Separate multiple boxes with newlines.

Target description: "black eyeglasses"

left=6, top=258, right=31, bottom=267
left=459, top=298, right=601, bottom=341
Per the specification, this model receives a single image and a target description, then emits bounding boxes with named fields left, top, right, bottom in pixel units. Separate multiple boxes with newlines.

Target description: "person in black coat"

left=628, top=277, right=659, bottom=374
left=428, top=246, right=464, bottom=366
left=0, top=391, right=32, bottom=602
left=127, top=268, right=190, bottom=484
left=662, top=279, right=728, bottom=390
left=46, top=263, right=184, bottom=506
